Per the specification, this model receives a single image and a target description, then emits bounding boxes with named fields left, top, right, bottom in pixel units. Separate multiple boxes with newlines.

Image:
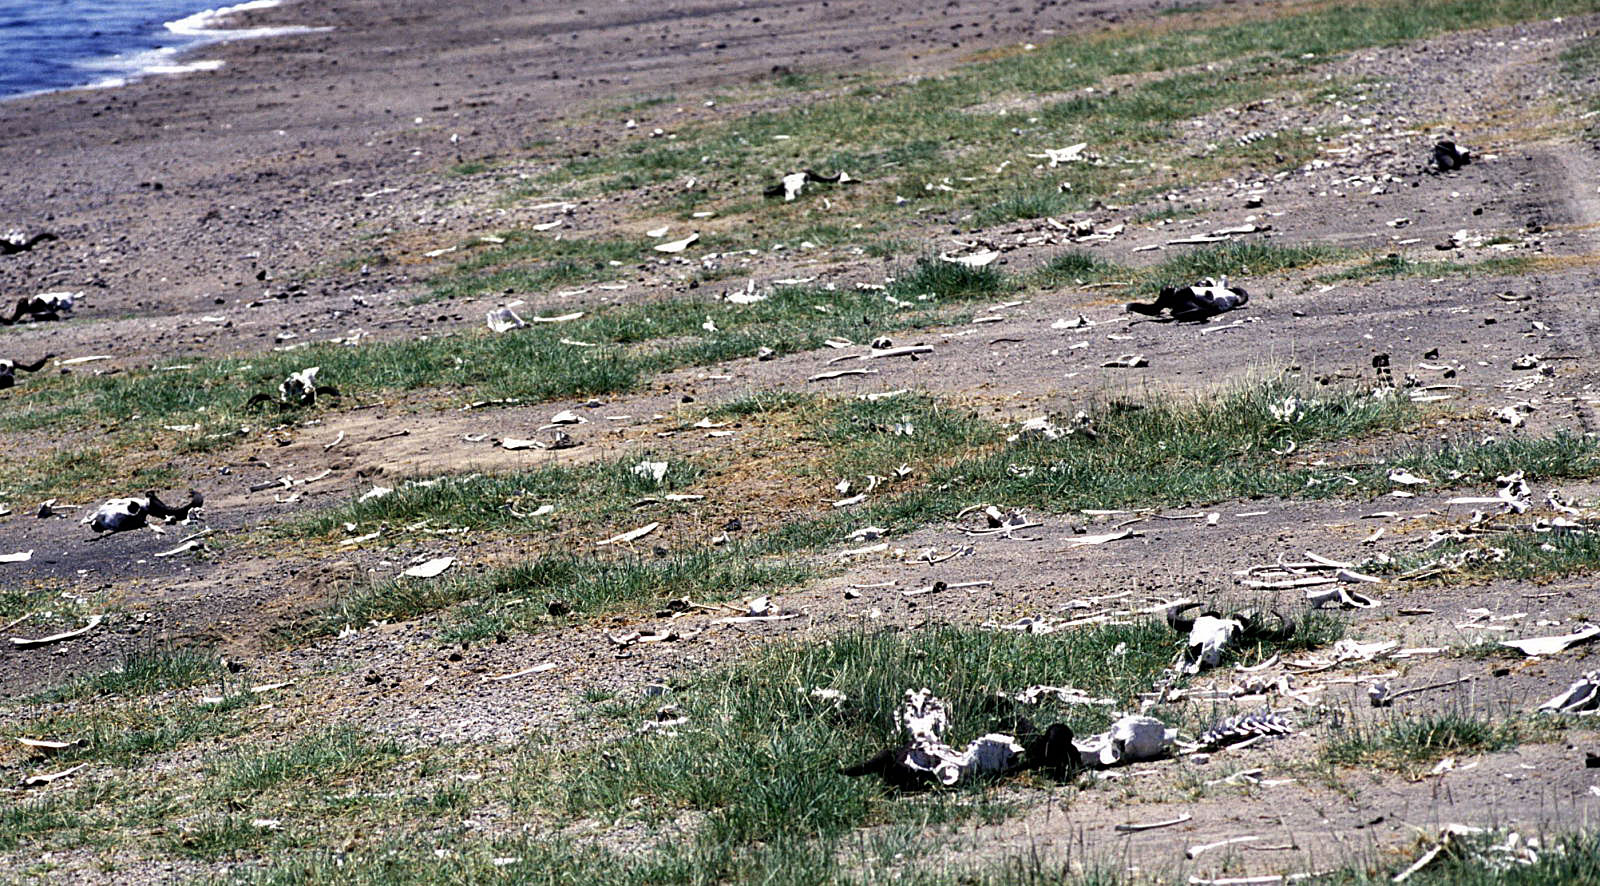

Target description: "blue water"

left=0, top=0, right=243, bottom=99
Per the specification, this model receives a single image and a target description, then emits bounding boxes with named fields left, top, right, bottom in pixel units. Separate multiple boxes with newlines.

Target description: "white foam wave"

left=71, top=45, right=225, bottom=80
left=9, top=0, right=328, bottom=101
left=165, top=0, right=330, bottom=40
left=147, top=59, right=227, bottom=75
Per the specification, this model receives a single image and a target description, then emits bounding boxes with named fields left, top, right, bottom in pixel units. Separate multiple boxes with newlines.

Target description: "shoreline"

left=0, top=0, right=1177, bottom=369
left=0, top=0, right=327, bottom=103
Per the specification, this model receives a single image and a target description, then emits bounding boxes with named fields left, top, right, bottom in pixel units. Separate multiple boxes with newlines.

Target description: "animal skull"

left=1167, top=603, right=1293, bottom=674
left=1184, top=613, right=1240, bottom=674
left=898, top=689, right=1022, bottom=786
left=1074, top=715, right=1174, bottom=767
left=280, top=367, right=321, bottom=406
left=83, top=497, right=148, bottom=534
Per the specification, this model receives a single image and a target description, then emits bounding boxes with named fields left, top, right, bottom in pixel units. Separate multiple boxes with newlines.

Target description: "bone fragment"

left=1114, top=813, right=1191, bottom=833
left=22, top=762, right=87, bottom=788
left=1501, top=624, right=1600, bottom=656
left=11, top=615, right=103, bottom=648
left=597, top=523, right=660, bottom=546
left=1187, top=836, right=1261, bottom=859
left=402, top=557, right=456, bottom=578
left=809, top=368, right=879, bottom=381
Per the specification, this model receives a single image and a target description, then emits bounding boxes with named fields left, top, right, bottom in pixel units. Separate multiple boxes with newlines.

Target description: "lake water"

left=0, top=0, right=323, bottom=100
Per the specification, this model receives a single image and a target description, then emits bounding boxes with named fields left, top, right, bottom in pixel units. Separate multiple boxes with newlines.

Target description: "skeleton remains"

left=247, top=367, right=340, bottom=409
left=0, top=354, right=51, bottom=388
left=83, top=490, right=204, bottom=534
left=1126, top=277, right=1249, bottom=322
left=2, top=292, right=75, bottom=324
left=1166, top=602, right=1295, bottom=674
left=842, top=688, right=1080, bottom=788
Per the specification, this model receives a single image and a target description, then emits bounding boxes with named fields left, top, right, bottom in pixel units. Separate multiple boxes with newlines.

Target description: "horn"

left=1260, top=610, right=1295, bottom=642
left=1166, top=602, right=1200, bottom=634
left=15, top=354, right=52, bottom=373
left=0, top=298, right=26, bottom=325
left=1237, top=609, right=1295, bottom=642
left=145, top=489, right=203, bottom=520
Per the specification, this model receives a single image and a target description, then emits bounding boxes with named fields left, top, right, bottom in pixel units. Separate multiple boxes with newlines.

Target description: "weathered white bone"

left=1013, top=685, right=1115, bottom=706
left=280, top=367, right=321, bottom=406
left=1074, top=714, right=1175, bottom=766
left=1306, top=586, right=1378, bottom=609
left=1068, top=529, right=1141, bottom=547
left=21, top=762, right=87, bottom=788
left=486, top=307, right=526, bottom=333
left=83, top=498, right=146, bottom=533
left=154, top=539, right=202, bottom=558
left=1537, top=670, right=1600, bottom=714
left=597, top=523, right=659, bottom=546
left=17, top=737, right=83, bottom=753
left=402, top=557, right=456, bottom=578
left=11, top=615, right=103, bottom=648
left=867, top=345, right=934, bottom=360
left=809, top=368, right=879, bottom=381
left=1502, top=624, right=1600, bottom=657
left=631, top=461, right=668, bottom=484
left=897, top=689, right=1024, bottom=786
left=1187, top=835, right=1260, bottom=858
left=1113, top=812, right=1190, bottom=833
left=939, top=250, right=999, bottom=267
left=780, top=172, right=807, bottom=200
left=1027, top=143, right=1086, bottom=166
left=530, top=311, right=583, bottom=323
left=653, top=232, right=699, bottom=253
left=0, top=550, right=31, bottom=563
left=1185, top=615, right=1239, bottom=673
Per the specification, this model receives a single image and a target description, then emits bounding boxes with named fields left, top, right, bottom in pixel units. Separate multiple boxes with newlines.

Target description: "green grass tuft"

left=309, top=545, right=812, bottom=642
left=1325, top=710, right=1543, bottom=772
left=559, top=623, right=1175, bottom=841
left=293, top=456, right=702, bottom=537
left=206, top=728, right=403, bottom=799
left=29, top=647, right=223, bottom=703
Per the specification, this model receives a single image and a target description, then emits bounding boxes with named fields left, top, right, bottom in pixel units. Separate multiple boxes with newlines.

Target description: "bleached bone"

left=1074, top=714, right=1175, bottom=767
left=21, top=762, right=87, bottom=788
left=280, top=367, right=321, bottom=406
left=1187, top=836, right=1261, bottom=859
left=1027, top=143, right=1087, bottom=167
left=486, top=307, right=526, bottom=333
left=895, top=689, right=1023, bottom=786
left=83, top=490, right=202, bottom=534
left=1013, top=685, right=1115, bottom=706
left=1537, top=670, right=1600, bottom=714
left=1305, top=585, right=1378, bottom=609
left=11, top=615, right=103, bottom=649
left=1192, top=712, right=1293, bottom=750
left=1501, top=624, right=1600, bottom=657
left=653, top=232, right=699, bottom=253
left=1113, top=813, right=1190, bottom=833
left=402, top=557, right=456, bottom=578
left=596, top=523, right=659, bottom=546
left=631, top=461, right=668, bottom=484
